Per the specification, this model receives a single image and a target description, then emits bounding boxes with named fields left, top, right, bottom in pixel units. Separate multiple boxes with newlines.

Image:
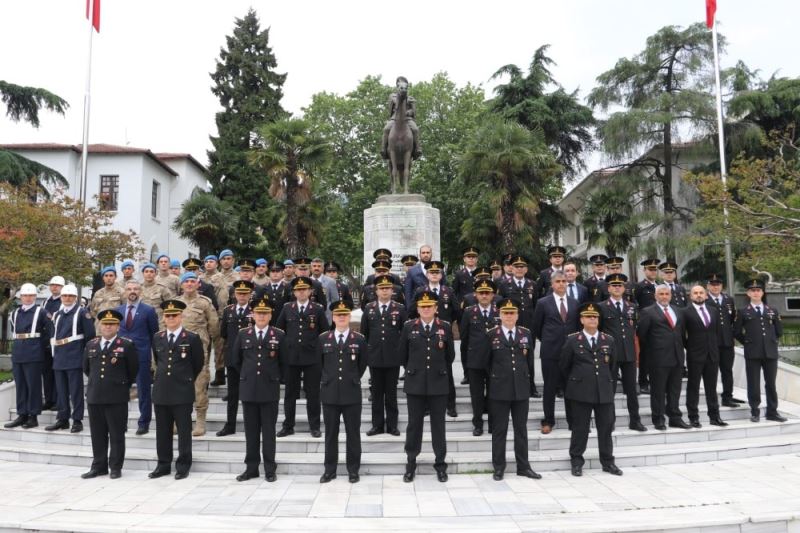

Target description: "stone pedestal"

left=363, top=194, right=440, bottom=281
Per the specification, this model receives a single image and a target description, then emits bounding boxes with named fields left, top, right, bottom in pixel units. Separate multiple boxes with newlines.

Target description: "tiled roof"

left=1, top=143, right=178, bottom=176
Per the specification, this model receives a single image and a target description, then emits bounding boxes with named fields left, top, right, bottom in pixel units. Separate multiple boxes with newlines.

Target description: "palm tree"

left=172, top=189, right=239, bottom=257
left=248, top=118, right=331, bottom=258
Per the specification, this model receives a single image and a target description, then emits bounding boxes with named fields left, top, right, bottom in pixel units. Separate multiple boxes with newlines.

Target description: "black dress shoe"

left=517, top=468, right=542, bottom=480
left=436, top=471, right=448, bottom=482
left=4, top=416, right=26, bottom=428
left=216, top=426, right=236, bottom=437
left=460, top=377, right=469, bottom=385
left=629, top=421, right=647, bottom=432
left=531, top=390, right=542, bottom=398
left=473, top=427, right=483, bottom=437
left=276, top=427, right=294, bottom=438
left=109, top=470, right=121, bottom=479
left=70, top=421, right=84, bottom=433
left=348, top=472, right=360, bottom=483
left=265, top=472, right=277, bottom=482
left=210, top=376, right=226, bottom=387
left=236, top=471, right=259, bottom=482
left=556, top=391, right=564, bottom=399
left=81, top=469, right=108, bottom=479
left=41, top=401, right=55, bottom=411
left=602, top=464, right=623, bottom=476
left=135, top=426, right=149, bottom=435
left=148, top=469, right=170, bottom=479
left=766, top=414, right=788, bottom=423
left=689, top=419, right=702, bottom=428
left=221, top=395, right=228, bottom=402
left=175, top=471, right=189, bottom=480
left=721, top=400, right=739, bottom=408
left=709, top=418, right=728, bottom=427
left=732, top=397, right=746, bottom=403
left=668, top=419, right=691, bottom=429
left=654, top=424, right=667, bottom=431
left=310, top=429, right=322, bottom=438
left=366, top=427, right=384, bottom=436
left=639, top=385, right=650, bottom=394
left=447, top=408, right=458, bottom=418
left=22, top=416, right=38, bottom=429
left=388, top=428, right=401, bottom=436
left=750, top=414, right=760, bottom=423
left=320, top=472, right=337, bottom=483
left=403, top=471, right=415, bottom=483
left=45, top=419, right=69, bottom=431
left=571, top=465, right=582, bottom=477
left=492, top=470, right=504, bottom=481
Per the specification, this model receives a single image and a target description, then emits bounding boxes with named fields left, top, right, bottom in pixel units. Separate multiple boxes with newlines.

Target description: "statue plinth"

left=363, top=194, right=440, bottom=282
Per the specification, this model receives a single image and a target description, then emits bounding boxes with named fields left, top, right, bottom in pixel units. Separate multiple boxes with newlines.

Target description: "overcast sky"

left=1, top=0, right=797, bottom=173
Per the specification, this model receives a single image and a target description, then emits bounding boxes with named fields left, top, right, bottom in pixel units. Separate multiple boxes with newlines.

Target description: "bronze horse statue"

left=386, top=80, right=414, bottom=194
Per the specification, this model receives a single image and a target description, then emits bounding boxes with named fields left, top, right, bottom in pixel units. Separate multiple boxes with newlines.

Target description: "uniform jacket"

left=177, top=293, right=219, bottom=343
left=234, top=326, right=286, bottom=403
left=287, top=278, right=327, bottom=309
left=275, top=301, right=329, bottom=366
left=498, top=277, right=537, bottom=329
left=667, top=282, right=688, bottom=308
left=90, top=285, right=124, bottom=326
left=453, top=267, right=476, bottom=303
left=52, top=305, right=95, bottom=370
left=531, top=293, right=580, bottom=360
left=635, top=279, right=657, bottom=309
left=318, top=330, right=368, bottom=405
left=151, top=329, right=204, bottom=405
left=253, top=281, right=291, bottom=326
left=534, top=267, right=559, bottom=300
left=636, top=303, right=685, bottom=367
left=360, top=282, right=405, bottom=311
left=683, top=303, right=720, bottom=364
left=559, top=331, right=616, bottom=404
left=43, top=296, right=62, bottom=319
left=596, top=280, right=637, bottom=305
left=10, top=305, right=51, bottom=363
left=459, top=303, right=501, bottom=369
left=115, top=302, right=158, bottom=360
left=734, top=303, right=782, bottom=360
left=459, top=292, right=502, bottom=310
left=584, top=276, right=604, bottom=302
left=411, top=285, right=457, bottom=322
left=360, top=300, right=407, bottom=367
left=220, top=303, right=253, bottom=367
left=706, top=293, right=736, bottom=348
left=487, top=326, right=533, bottom=401
left=399, top=318, right=455, bottom=396
left=83, top=336, right=138, bottom=404
left=599, top=298, right=637, bottom=363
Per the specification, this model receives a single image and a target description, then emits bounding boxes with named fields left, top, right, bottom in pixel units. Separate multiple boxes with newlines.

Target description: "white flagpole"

left=711, top=16, right=736, bottom=293
left=78, top=0, right=95, bottom=208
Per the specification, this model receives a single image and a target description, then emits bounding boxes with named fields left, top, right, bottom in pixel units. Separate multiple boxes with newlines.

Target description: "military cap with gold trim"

left=547, top=245, right=567, bottom=257
left=707, top=273, right=724, bottom=284
left=473, top=266, right=492, bottom=280
left=462, top=246, right=479, bottom=257
left=98, top=308, right=123, bottom=324
left=374, top=274, right=394, bottom=288
left=589, top=254, right=608, bottom=265
left=401, top=254, right=418, bottom=266
left=511, top=255, right=528, bottom=267
left=324, top=261, right=340, bottom=273
left=252, top=297, right=273, bottom=313
left=497, top=298, right=520, bottom=312
left=238, top=258, right=256, bottom=271
left=606, top=256, right=625, bottom=267
left=502, top=253, right=514, bottom=265
left=474, top=279, right=497, bottom=293
left=233, top=280, right=255, bottom=293
left=161, top=299, right=187, bottom=315
left=182, top=258, right=202, bottom=270
left=658, top=261, right=678, bottom=272
left=415, top=290, right=439, bottom=307
left=606, top=273, right=628, bottom=285
left=372, top=259, right=392, bottom=272
left=745, top=278, right=765, bottom=290
left=578, top=302, right=601, bottom=318
left=267, top=259, right=284, bottom=271
left=489, top=259, right=503, bottom=271
left=330, top=299, right=354, bottom=314
left=372, top=248, right=392, bottom=260
left=424, top=260, right=445, bottom=273
left=293, top=257, right=312, bottom=266
left=290, top=276, right=313, bottom=290
left=640, top=258, right=661, bottom=268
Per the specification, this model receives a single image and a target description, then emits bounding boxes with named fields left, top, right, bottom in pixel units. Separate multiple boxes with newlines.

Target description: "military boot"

left=192, top=409, right=207, bottom=436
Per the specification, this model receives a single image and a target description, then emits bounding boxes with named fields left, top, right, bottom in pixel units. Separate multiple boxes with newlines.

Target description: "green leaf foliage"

left=0, top=80, right=68, bottom=128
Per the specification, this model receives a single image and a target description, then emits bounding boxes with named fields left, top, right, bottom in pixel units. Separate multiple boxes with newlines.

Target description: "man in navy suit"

left=403, top=244, right=434, bottom=305
left=531, top=271, right=580, bottom=433
left=560, top=260, right=590, bottom=304
left=116, top=280, right=159, bottom=435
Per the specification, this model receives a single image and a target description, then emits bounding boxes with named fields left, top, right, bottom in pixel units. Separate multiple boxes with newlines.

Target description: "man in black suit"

left=399, top=290, right=455, bottom=483
left=635, top=258, right=661, bottom=393
left=81, top=309, right=138, bottom=479
left=683, top=285, right=726, bottom=428
left=562, top=259, right=589, bottom=304
left=149, top=300, right=205, bottom=480
left=487, top=298, right=541, bottom=481
left=276, top=276, right=330, bottom=438
left=403, top=244, right=434, bottom=305
left=706, top=274, right=743, bottom=407
left=599, top=274, right=645, bottom=431
left=734, top=278, right=786, bottom=423
left=319, top=301, right=368, bottom=483
left=531, top=271, right=580, bottom=433
left=636, top=285, right=691, bottom=430
left=534, top=245, right=566, bottom=299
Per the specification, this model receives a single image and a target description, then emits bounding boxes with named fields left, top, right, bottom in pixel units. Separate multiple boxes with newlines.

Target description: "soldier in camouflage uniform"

left=91, top=266, right=124, bottom=330
left=217, top=249, right=240, bottom=287
left=114, top=260, right=136, bottom=291
left=155, top=254, right=180, bottom=296
left=140, top=263, right=172, bottom=327
left=200, top=254, right=230, bottom=387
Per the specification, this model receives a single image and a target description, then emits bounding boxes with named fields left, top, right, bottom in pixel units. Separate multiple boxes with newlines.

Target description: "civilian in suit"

left=562, top=261, right=589, bottom=304
left=149, top=300, right=204, bottom=480
left=682, top=285, right=726, bottom=427
left=636, top=285, right=690, bottom=430
left=635, top=258, right=661, bottom=392
left=533, top=245, right=567, bottom=300
left=531, top=271, right=580, bottom=433
left=706, top=274, right=743, bottom=406
left=232, top=297, right=286, bottom=482
left=319, top=301, right=368, bottom=483
left=733, top=278, right=786, bottom=423
left=46, top=284, right=95, bottom=433
left=42, top=276, right=66, bottom=410
left=115, top=280, right=159, bottom=435
left=403, top=244, right=434, bottom=305
left=81, top=310, right=138, bottom=479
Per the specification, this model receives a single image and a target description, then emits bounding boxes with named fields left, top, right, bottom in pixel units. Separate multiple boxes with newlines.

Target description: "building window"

left=151, top=180, right=160, bottom=219
left=99, top=175, right=119, bottom=211
left=149, top=244, right=159, bottom=264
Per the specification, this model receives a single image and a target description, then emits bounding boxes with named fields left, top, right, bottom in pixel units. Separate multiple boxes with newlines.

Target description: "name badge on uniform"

left=180, top=344, right=188, bottom=358
left=519, top=337, right=528, bottom=356
left=601, top=345, right=610, bottom=364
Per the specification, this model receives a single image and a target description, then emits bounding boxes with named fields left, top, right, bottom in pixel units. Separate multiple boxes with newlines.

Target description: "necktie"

left=518, top=280, right=523, bottom=289
left=424, top=324, right=431, bottom=335
left=299, top=305, right=305, bottom=315
left=616, top=301, right=622, bottom=314
left=258, top=330, right=264, bottom=345
left=433, top=288, right=438, bottom=296
left=125, top=305, right=134, bottom=330
left=569, top=284, right=575, bottom=300
left=560, top=298, right=568, bottom=322
left=272, top=284, right=278, bottom=292
left=483, top=309, right=488, bottom=319
left=338, top=333, right=345, bottom=347
left=591, top=336, right=596, bottom=350
left=508, top=330, right=514, bottom=343
left=700, top=306, right=710, bottom=327
left=755, top=306, right=762, bottom=316
left=102, top=340, right=109, bottom=352
left=381, top=304, right=387, bottom=316
left=663, top=306, right=675, bottom=329
left=238, top=307, right=245, bottom=318
left=168, top=333, right=175, bottom=349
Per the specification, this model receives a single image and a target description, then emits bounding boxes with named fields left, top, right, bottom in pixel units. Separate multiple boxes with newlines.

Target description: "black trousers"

left=489, top=399, right=530, bottom=472
left=323, top=403, right=362, bottom=475
left=569, top=400, right=615, bottom=468
left=13, top=361, right=42, bottom=416
left=42, top=349, right=57, bottom=404
left=224, top=366, right=240, bottom=429
left=404, top=394, right=447, bottom=472
left=446, top=362, right=456, bottom=411
left=54, top=368, right=84, bottom=422
left=686, top=358, right=720, bottom=421
left=242, top=401, right=278, bottom=475
left=369, top=366, right=399, bottom=431
left=614, top=360, right=640, bottom=424
left=745, top=358, right=779, bottom=417
left=649, top=365, right=683, bottom=425
left=638, top=349, right=650, bottom=387
left=718, top=346, right=735, bottom=401
left=283, top=363, right=321, bottom=431
left=88, top=402, right=128, bottom=472
left=467, top=368, right=491, bottom=430
left=154, top=403, right=193, bottom=474
left=541, top=358, right=562, bottom=427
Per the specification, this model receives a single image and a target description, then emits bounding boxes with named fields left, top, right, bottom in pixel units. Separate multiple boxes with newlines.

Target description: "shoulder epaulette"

left=518, top=326, right=530, bottom=333
left=199, top=295, right=213, bottom=304
left=567, top=331, right=580, bottom=337
left=352, top=331, right=365, bottom=339
left=224, top=304, right=235, bottom=310
left=272, top=326, right=285, bottom=334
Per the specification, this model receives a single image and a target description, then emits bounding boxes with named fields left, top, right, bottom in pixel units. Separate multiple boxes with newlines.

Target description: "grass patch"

left=0, top=371, right=12, bottom=382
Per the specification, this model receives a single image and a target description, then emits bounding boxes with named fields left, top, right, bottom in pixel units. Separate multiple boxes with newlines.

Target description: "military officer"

left=276, top=276, right=330, bottom=437
left=534, top=245, right=567, bottom=299
left=233, top=297, right=286, bottom=482
left=584, top=254, right=608, bottom=301
left=182, top=257, right=224, bottom=387
left=453, top=246, right=480, bottom=305
left=177, top=271, right=219, bottom=436
left=734, top=278, right=786, bottom=423
left=706, top=274, right=743, bottom=407
left=318, top=301, right=368, bottom=483
left=599, top=274, right=645, bottom=431
left=216, top=280, right=255, bottom=437
left=399, top=290, right=455, bottom=483
left=217, top=249, right=241, bottom=286
left=182, top=258, right=220, bottom=310
left=282, top=259, right=296, bottom=284
left=459, top=278, right=500, bottom=436
left=364, top=248, right=393, bottom=287
left=149, top=300, right=204, bottom=480
left=42, top=275, right=65, bottom=411
left=141, top=262, right=172, bottom=326
left=559, top=303, right=623, bottom=477
left=81, top=309, right=138, bottom=479
left=254, top=258, right=269, bottom=286
left=401, top=255, right=418, bottom=281
left=200, top=254, right=229, bottom=387
left=155, top=255, right=180, bottom=296
left=659, top=261, right=687, bottom=308
left=114, top=260, right=136, bottom=291
left=292, top=258, right=328, bottom=309
left=90, top=266, right=124, bottom=329
left=459, top=267, right=502, bottom=309
left=324, top=262, right=353, bottom=305
left=361, top=274, right=407, bottom=436
left=635, top=257, right=661, bottom=393
left=254, top=260, right=292, bottom=326
left=595, top=257, right=636, bottom=304
left=5, top=283, right=51, bottom=429
left=361, top=260, right=405, bottom=310
left=46, top=284, right=95, bottom=433
left=489, top=259, right=504, bottom=283
left=487, top=298, right=542, bottom=481
left=169, top=259, right=182, bottom=277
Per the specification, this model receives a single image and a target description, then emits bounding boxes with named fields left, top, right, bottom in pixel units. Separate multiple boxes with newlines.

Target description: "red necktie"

left=125, top=305, right=134, bottom=330
left=559, top=298, right=568, bottom=322
left=663, top=306, right=675, bottom=329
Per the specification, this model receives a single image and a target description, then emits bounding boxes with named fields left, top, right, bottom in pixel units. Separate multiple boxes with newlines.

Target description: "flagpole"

left=711, top=17, right=736, bottom=294
left=78, top=0, right=95, bottom=209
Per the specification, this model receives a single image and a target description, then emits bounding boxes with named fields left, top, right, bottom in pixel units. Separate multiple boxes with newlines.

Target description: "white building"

left=1, top=143, right=208, bottom=264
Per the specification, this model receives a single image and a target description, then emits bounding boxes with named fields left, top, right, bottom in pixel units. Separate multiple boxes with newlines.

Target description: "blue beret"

left=100, top=266, right=116, bottom=276
left=180, top=272, right=198, bottom=283
left=219, top=249, right=234, bottom=259
left=204, top=255, right=219, bottom=262
left=256, top=258, right=267, bottom=266
left=156, top=254, right=169, bottom=262
left=170, top=259, right=181, bottom=268
left=121, top=260, right=135, bottom=269
left=141, top=262, right=156, bottom=272
left=234, top=266, right=241, bottom=272
left=283, top=259, right=294, bottom=266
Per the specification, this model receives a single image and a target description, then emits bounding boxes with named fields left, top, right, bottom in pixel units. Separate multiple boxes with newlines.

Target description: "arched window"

left=149, top=244, right=159, bottom=264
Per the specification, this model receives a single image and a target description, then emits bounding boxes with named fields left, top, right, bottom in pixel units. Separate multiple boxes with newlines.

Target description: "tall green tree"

left=248, top=118, right=331, bottom=258
left=588, top=23, right=718, bottom=259
left=172, top=191, right=239, bottom=258
left=197, top=8, right=287, bottom=257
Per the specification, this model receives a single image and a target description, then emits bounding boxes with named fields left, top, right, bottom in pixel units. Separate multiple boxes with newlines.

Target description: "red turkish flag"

left=85, top=0, right=100, bottom=32
left=706, top=0, right=717, bottom=28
